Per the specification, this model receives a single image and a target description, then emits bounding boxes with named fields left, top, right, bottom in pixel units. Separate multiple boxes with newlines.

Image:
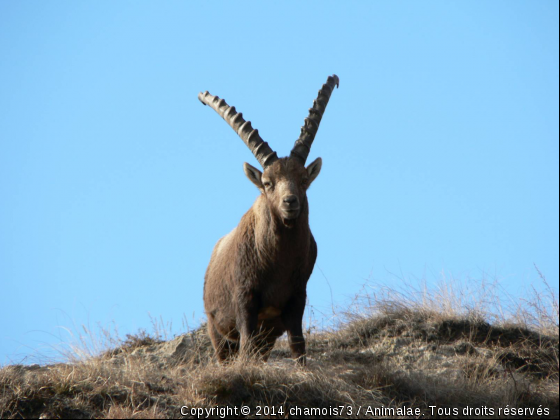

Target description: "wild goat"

left=199, top=75, right=339, bottom=365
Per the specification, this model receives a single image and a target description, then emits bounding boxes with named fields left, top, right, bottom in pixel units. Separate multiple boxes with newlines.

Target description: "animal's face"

left=244, top=157, right=322, bottom=226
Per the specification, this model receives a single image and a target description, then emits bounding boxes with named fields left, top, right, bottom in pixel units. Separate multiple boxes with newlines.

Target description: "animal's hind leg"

left=207, top=317, right=239, bottom=362
left=256, top=333, right=279, bottom=362
left=223, top=337, right=240, bottom=360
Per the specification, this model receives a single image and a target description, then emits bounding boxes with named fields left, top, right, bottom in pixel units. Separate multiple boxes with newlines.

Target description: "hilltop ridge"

left=1, top=303, right=558, bottom=419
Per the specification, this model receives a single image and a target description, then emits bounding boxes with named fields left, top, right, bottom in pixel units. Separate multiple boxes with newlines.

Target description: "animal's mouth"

left=281, top=208, right=299, bottom=228
left=281, top=208, right=300, bottom=220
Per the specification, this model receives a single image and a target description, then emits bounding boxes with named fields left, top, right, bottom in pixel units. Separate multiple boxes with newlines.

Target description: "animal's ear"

left=243, top=162, right=263, bottom=189
left=306, top=157, right=322, bottom=185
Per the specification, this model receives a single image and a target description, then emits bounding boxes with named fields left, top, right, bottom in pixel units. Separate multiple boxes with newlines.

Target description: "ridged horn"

left=198, top=91, right=278, bottom=168
left=290, top=74, right=339, bottom=164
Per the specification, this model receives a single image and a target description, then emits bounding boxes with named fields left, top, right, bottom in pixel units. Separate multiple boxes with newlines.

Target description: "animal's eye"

left=301, top=178, right=309, bottom=186
left=263, top=181, right=272, bottom=189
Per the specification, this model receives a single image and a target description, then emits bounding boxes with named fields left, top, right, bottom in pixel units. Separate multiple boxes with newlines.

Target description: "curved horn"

left=198, top=91, right=278, bottom=168
left=290, top=74, right=339, bottom=164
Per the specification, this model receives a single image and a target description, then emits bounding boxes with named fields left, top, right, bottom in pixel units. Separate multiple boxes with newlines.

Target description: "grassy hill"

left=1, top=281, right=558, bottom=419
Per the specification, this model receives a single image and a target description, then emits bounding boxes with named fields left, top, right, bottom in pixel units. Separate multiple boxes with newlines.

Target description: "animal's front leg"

left=236, top=293, right=260, bottom=358
left=282, top=292, right=307, bottom=365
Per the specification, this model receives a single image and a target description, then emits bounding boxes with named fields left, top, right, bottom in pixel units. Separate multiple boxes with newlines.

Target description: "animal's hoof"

left=295, top=355, right=307, bottom=367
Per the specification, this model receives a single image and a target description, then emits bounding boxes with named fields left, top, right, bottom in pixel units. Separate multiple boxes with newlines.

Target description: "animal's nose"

left=283, top=195, right=299, bottom=207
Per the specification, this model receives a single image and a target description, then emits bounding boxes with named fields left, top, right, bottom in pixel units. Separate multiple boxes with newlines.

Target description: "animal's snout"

left=283, top=195, right=299, bottom=209
left=281, top=195, right=301, bottom=221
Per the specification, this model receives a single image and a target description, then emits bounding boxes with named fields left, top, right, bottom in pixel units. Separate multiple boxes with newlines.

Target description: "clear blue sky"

left=1, top=1, right=558, bottom=364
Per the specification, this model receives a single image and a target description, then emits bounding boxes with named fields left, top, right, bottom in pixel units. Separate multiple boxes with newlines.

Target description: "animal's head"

left=243, top=157, right=322, bottom=226
left=198, top=75, right=338, bottom=227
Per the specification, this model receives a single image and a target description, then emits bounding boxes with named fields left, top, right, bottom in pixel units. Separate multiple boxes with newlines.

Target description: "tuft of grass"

left=102, top=329, right=164, bottom=359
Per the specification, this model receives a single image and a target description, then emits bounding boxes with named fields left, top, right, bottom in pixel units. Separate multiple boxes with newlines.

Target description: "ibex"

left=199, top=75, right=339, bottom=365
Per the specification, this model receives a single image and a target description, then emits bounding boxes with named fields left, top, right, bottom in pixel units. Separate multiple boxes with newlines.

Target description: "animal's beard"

left=282, top=217, right=297, bottom=228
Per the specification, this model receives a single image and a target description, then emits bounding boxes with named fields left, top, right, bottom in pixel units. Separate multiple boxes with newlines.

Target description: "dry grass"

left=1, top=276, right=558, bottom=419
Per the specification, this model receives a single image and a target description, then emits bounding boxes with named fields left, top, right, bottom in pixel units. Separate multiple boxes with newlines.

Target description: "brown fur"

left=203, top=157, right=321, bottom=364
